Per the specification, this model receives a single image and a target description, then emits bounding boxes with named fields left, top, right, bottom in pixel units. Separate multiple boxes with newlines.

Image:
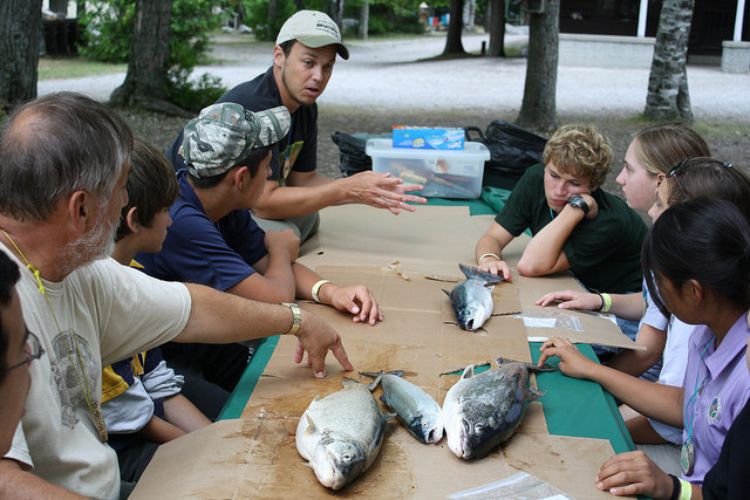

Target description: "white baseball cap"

left=276, top=10, right=350, bottom=60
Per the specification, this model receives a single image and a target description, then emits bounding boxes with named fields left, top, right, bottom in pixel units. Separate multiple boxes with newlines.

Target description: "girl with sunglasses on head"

left=539, top=197, right=750, bottom=498
left=539, top=125, right=710, bottom=375
left=537, top=126, right=711, bottom=446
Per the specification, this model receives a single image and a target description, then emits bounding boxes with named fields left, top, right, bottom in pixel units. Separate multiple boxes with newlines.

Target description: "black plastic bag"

left=466, top=121, right=547, bottom=189
left=331, top=131, right=376, bottom=177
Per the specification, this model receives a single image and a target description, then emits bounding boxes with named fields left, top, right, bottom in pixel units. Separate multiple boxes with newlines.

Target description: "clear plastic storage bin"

left=365, top=139, right=490, bottom=199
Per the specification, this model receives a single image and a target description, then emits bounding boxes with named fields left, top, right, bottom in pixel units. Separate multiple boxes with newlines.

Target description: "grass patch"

left=38, top=57, right=126, bottom=80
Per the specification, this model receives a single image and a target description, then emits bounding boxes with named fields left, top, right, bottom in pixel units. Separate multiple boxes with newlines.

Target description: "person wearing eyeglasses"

left=539, top=197, right=750, bottom=498
left=0, top=252, right=44, bottom=456
left=0, top=92, right=354, bottom=499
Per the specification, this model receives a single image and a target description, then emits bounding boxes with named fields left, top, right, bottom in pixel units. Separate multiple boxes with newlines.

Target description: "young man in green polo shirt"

left=474, top=124, right=647, bottom=300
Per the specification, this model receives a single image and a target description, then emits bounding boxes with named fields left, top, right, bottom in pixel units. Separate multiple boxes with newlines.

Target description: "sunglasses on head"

left=668, top=157, right=733, bottom=178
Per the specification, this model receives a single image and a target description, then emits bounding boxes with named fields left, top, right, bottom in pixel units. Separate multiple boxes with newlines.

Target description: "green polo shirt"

left=495, top=164, right=647, bottom=294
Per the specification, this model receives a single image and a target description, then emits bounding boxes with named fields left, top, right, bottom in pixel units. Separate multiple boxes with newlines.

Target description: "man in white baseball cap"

left=167, top=10, right=425, bottom=243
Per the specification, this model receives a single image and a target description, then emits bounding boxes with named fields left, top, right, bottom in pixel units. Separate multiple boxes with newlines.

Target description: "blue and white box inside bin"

left=365, top=139, right=490, bottom=199
left=392, top=127, right=465, bottom=150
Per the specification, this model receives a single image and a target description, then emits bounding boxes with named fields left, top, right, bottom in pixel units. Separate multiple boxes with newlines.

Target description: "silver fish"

left=362, top=371, right=444, bottom=444
left=296, top=378, right=392, bottom=490
left=444, top=263, right=503, bottom=331
left=442, top=359, right=554, bottom=460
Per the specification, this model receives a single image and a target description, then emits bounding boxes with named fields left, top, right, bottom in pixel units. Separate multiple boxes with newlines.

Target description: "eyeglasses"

left=6, top=330, right=45, bottom=372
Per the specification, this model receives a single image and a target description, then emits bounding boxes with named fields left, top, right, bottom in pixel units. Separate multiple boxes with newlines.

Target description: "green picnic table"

left=218, top=193, right=636, bottom=457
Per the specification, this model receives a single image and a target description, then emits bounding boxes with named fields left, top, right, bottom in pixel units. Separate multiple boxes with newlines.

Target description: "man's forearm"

left=0, top=459, right=86, bottom=499
left=176, top=284, right=296, bottom=344
left=254, top=179, right=341, bottom=219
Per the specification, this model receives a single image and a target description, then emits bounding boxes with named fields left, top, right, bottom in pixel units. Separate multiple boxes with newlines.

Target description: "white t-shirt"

left=2, top=246, right=191, bottom=499
left=640, top=278, right=691, bottom=444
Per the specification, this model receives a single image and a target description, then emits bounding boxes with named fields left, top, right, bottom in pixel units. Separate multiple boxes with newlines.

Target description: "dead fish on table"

left=444, top=263, right=503, bottom=331
left=296, top=378, right=393, bottom=491
left=361, top=370, right=443, bottom=444
left=441, top=358, right=555, bottom=460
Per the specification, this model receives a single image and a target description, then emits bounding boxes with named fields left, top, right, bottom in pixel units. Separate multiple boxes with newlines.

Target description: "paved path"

left=39, top=33, right=750, bottom=121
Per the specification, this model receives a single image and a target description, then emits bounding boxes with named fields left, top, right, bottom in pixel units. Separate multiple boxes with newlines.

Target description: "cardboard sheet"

left=132, top=206, right=637, bottom=498
left=299, top=205, right=499, bottom=277
left=131, top=407, right=620, bottom=500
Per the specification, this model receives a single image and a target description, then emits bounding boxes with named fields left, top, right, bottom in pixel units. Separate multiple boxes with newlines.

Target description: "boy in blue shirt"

left=139, top=103, right=382, bottom=392
left=103, top=139, right=212, bottom=484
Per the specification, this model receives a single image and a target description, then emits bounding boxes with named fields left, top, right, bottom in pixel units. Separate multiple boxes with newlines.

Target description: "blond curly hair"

left=542, top=124, right=613, bottom=189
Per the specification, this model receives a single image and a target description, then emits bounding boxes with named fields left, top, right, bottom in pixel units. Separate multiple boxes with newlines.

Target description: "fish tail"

left=458, top=263, right=503, bottom=285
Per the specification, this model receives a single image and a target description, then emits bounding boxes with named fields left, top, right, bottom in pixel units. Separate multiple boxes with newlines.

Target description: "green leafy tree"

left=81, top=0, right=225, bottom=112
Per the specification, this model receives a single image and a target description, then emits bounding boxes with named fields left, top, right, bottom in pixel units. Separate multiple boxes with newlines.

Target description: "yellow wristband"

left=478, top=252, right=501, bottom=264
left=600, top=293, right=612, bottom=313
left=281, top=302, right=302, bottom=336
left=311, top=279, right=332, bottom=303
left=678, top=479, right=692, bottom=500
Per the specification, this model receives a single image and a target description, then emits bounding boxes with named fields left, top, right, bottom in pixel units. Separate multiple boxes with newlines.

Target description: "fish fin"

left=460, top=364, right=476, bottom=380
left=383, top=411, right=398, bottom=422
left=360, top=369, right=404, bottom=378
left=341, top=377, right=360, bottom=387
left=458, top=263, right=503, bottom=285
left=495, top=356, right=557, bottom=372
left=529, top=386, right=546, bottom=400
left=304, top=415, right=319, bottom=436
left=368, top=372, right=383, bottom=392
left=439, top=362, right=490, bottom=376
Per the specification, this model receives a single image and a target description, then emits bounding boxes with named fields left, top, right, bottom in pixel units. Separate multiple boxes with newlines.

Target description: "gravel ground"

left=78, top=33, right=750, bottom=206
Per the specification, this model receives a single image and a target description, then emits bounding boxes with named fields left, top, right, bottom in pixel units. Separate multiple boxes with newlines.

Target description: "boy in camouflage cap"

left=138, top=102, right=382, bottom=393
left=179, top=102, right=291, bottom=179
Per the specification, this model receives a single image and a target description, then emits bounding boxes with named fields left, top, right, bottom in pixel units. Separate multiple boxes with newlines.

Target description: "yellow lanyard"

left=1, top=230, right=108, bottom=442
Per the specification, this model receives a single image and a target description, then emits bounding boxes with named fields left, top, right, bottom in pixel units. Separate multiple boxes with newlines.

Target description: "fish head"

left=455, top=302, right=491, bottom=331
left=445, top=403, right=503, bottom=460
left=460, top=411, right=504, bottom=459
left=312, top=438, right=367, bottom=490
left=408, top=412, right=444, bottom=444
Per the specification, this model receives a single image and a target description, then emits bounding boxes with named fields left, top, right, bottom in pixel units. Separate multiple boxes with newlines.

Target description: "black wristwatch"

left=567, top=194, right=589, bottom=215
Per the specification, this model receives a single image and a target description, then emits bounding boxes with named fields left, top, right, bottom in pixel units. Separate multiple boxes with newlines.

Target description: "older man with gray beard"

left=0, top=92, right=353, bottom=500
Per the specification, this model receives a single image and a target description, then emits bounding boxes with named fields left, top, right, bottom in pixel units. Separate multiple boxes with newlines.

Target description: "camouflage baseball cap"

left=276, top=10, right=350, bottom=60
left=179, top=102, right=291, bottom=178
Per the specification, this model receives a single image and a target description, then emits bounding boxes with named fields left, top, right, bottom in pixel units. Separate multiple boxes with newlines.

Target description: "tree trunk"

left=0, top=0, right=42, bottom=114
left=442, top=0, right=466, bottom=56
left=516, top=0, right=559, bottom=132
left=488, top=0, right=505, bottom=57
left=359, top=0, right=369, bottom=40
left=644, top=0, right=694, bottom=122
left=330, top=0, right=344, bottom=30
left=110, top=0, right=189, bottom=116
left=269, top=0, right=278, bottom=27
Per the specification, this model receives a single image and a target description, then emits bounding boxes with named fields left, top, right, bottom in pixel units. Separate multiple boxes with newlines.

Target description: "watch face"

left=567, top=195, right=589, bottom=214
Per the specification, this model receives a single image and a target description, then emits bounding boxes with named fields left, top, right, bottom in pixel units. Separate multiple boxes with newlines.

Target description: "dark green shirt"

left=495, top=164, right=647, bottom=294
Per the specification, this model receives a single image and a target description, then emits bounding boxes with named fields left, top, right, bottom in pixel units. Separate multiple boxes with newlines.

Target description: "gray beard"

left=59, top=217, right=117, bottom=276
